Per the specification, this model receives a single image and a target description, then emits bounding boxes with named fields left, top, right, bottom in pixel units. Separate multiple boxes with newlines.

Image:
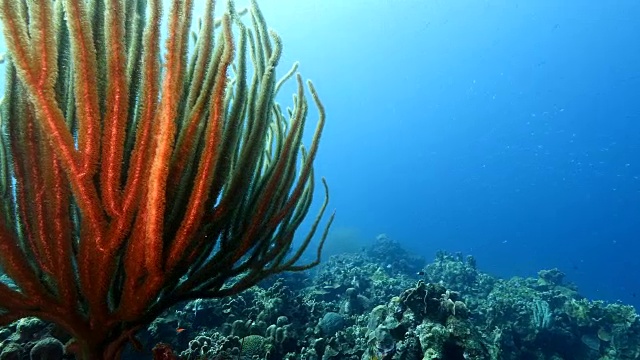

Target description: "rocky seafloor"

left=1, top=235, right=639, bottom=360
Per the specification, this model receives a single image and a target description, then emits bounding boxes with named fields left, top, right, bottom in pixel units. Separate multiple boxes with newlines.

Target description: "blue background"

left=0, top=1, right=638, bottom=308
left=244, top=0, right=640, bottom=308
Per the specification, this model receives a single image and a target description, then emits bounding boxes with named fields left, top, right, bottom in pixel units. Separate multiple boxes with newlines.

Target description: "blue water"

left=0, top=1, right=638, bottom=309
left=251, top=1, right=640, bottom=308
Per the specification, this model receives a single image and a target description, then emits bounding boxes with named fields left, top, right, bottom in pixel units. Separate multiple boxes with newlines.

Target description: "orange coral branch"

left=0, top=1, right=333, bottom=359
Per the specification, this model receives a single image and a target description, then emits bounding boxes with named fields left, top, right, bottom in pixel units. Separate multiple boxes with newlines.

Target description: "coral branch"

left=0, top=1, right=333, bottom=359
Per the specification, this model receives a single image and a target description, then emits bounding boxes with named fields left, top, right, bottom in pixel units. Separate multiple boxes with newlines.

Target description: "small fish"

left=416, top=271, right=425, bottom=276
left=176, top=327, right=186, bottom=334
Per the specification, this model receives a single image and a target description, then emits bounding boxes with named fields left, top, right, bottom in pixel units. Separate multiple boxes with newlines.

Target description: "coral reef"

left=0, top=234, right=638, bottom=359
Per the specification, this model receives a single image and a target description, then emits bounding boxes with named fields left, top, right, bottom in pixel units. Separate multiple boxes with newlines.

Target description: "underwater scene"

left=0, top=0, right=639, bottom=359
